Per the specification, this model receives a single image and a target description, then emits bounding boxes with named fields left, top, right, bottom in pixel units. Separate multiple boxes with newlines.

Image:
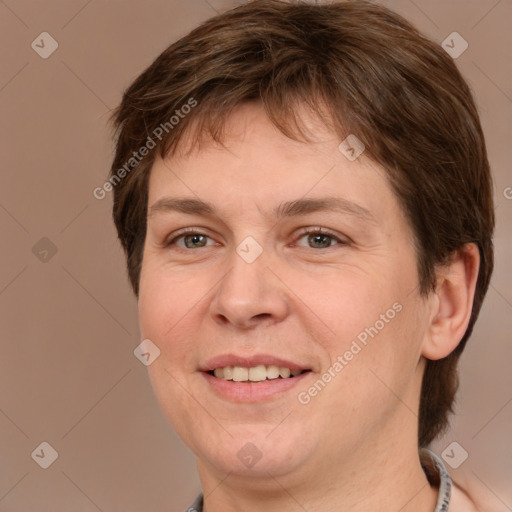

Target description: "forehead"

left=147, top=103, right=400, bottom=228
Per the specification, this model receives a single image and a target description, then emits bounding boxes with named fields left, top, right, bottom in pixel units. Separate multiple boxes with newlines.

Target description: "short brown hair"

left=108, top=0, right=494, bottom=446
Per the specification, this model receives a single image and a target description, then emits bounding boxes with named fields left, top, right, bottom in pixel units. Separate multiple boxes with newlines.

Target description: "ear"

left=422, top=243, right=480, bottom=360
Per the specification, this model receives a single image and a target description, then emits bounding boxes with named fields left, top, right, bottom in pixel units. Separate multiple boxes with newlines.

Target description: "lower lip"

left=201, top=371, right=312, bottom=402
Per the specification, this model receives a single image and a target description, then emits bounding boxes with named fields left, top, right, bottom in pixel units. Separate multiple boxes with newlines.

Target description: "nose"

left=209, top=250, right=289, bottom=330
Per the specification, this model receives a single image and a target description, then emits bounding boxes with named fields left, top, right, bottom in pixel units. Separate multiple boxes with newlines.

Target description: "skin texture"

left=138, top=103, right=479, bottom=512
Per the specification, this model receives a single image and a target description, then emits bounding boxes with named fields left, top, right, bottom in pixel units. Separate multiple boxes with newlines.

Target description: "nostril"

left=253, top=313, right=272, bottom=320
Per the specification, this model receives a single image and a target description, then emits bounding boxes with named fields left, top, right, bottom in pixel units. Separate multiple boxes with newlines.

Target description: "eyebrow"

left=148, top=196, right=376, bottom=224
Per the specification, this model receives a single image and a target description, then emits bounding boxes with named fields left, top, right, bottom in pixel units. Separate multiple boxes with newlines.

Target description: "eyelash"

left=164, top=227, right=348, bottom=250
left=294, top=227, right=347, bottom=248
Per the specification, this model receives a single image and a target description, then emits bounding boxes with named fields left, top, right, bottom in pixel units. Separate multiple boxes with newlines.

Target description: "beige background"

left=0, top=0, right=510, bottom=510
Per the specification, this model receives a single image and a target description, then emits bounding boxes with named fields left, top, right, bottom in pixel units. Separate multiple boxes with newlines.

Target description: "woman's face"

left=138, top=103, right=433, bottom=485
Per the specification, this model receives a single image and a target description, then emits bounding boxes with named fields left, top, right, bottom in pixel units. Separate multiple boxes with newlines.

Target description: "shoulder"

left=450, top=481, right=479, bottom=512
left=451, top=477, right=503, bottom=512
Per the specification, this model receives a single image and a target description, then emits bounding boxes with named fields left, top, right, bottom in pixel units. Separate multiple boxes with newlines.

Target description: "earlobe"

left=422, top=243, right=480, bottom=361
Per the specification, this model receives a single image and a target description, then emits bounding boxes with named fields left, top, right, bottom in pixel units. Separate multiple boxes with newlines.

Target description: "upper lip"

left=200, top=354, right=311, bottom=373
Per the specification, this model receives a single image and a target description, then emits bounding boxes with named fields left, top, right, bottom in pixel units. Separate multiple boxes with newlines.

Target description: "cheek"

left=308, top=273, right=401, bottom=354
left=138, top=268, right=208, bottom=437
left=327, top=295, right=427, bottom=408
left=308, top=265, right=426, bottom=408
left=138, top=261, right=204, bottom=344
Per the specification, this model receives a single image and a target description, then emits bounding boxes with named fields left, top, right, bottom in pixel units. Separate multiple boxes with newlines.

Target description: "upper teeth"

left=213, top=365, right=303, bottom=382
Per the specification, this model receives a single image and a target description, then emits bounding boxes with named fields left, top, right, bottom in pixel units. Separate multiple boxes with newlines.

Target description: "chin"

left=195, top=425, right=313, bottom=479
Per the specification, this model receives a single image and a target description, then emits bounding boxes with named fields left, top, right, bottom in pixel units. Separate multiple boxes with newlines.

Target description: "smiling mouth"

left=207, top=365, right=311, bottom=383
